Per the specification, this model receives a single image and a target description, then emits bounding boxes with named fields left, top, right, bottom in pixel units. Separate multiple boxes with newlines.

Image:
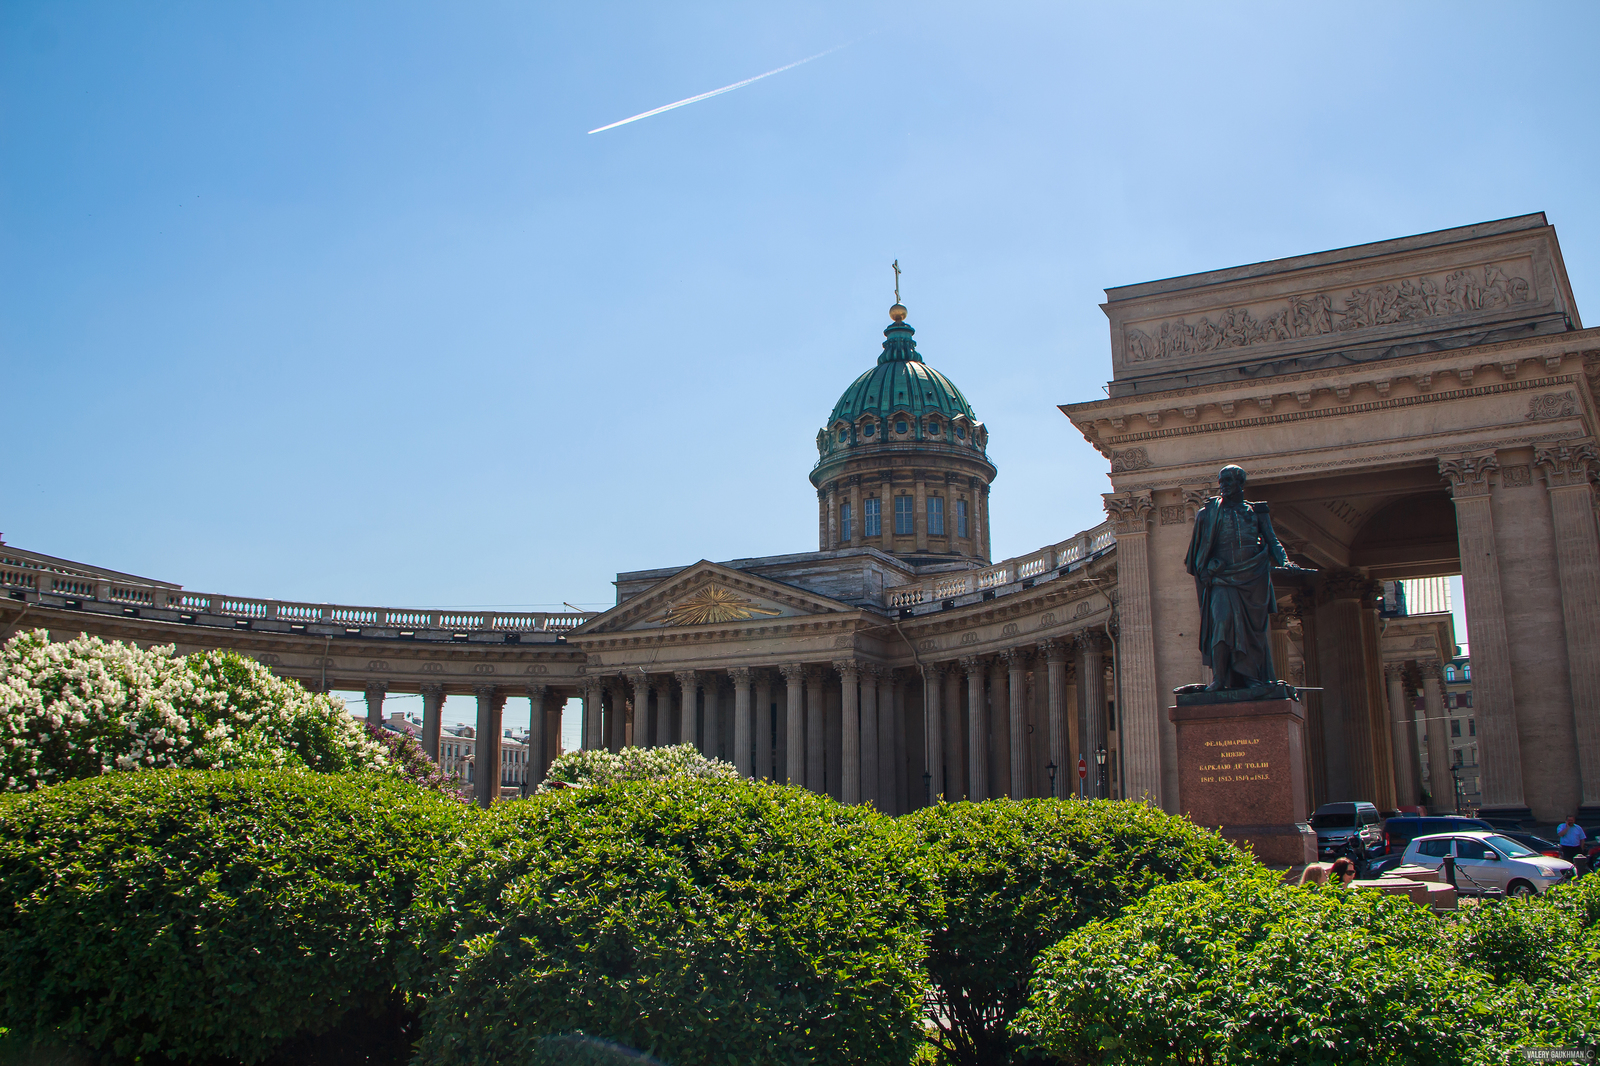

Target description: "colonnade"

left=572, top=629, right=1117, bottom=811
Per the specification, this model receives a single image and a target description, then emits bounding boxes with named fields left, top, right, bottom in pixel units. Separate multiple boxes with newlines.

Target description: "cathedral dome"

left=809, top=307, right=996, bottom=563
left=814, top=313, right=989, bottom=468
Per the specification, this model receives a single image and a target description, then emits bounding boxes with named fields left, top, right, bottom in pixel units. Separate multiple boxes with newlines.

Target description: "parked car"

left=1401, top=831, right=1576, bottom=897
left=1497, top=831, right=1562, bottom=858
left=1311, top=802, right=1384, bottom=860
left=1380, top=814, right=1493, bottom=856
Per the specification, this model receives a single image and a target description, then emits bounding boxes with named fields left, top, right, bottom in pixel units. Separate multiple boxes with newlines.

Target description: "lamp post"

left=1046, top=761, right=1058, bottom=799
left=1449, top=763, right=1464, bottom=816
left=1095, top=745, right=1108, bottom=800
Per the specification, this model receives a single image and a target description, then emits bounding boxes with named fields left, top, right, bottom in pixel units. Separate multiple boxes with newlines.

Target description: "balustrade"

left=880, top=521, right=1114, bottom=611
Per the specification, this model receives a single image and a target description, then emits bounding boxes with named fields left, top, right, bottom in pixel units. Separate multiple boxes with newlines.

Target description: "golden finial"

left=890, top=259, right=906, bottom=321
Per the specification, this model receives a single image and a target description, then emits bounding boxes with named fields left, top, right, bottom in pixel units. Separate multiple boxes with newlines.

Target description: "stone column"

left=729, top=667, right=753, bottom=777
left=606, top=681, right=626, bottom=754
left=1314, top=571, right=1381, bottom=804
left=1440, top=453, right=1526, bottom=814
left=988, top=658, right=1011, bottom=799
left=1289, top=593, right=1327, bottom=810
left=526, top=684, right=548, bottom=787
left=675, top=671, right=698, bottom=748
left=923, top=662, right=943, bottom=802
left=1101, top=491, right=1160, bottom=805
left=825, top=679, right=843, bottom=800
left=652, top=678, right=674, bottom=748
left=943, top=663, right=966, bottom=800
left=1384, top=663, right=1418, bottom=808
left=1536, top=441, right=1600, bottom=813
left=848, top=478, right=862, bottom=548
left=754, top=671, right=773, bottom=779
left=962, top=657, right=987, bottom=800
left=859, top=664, right=880, bottom=806
left=806, top=666, right=826, bottom=794
left=1076, top=631, right=1109, bottom=798
left=883, top=669, right=908, bottom=809
left=420, top=683, right=445, bottom=760
left=364, top=682, right=387, bottom=728
left=1420, top=659, right=1452, bottom=811
left=914, top=476, right=929, bottom=552
left=780, top=664, right=805, bottom=786
left=1005, top=649, right=1028, bottom=799
left=836, top=660, right=861, bottom=804
left=581, top=679, right=603, bottom=750
left=1358, top=585, right=1398, bottom=813
left=1042, top=640, right=1068, bottom=798
left=630, top=673, right=652, bottom=753
left=702, top=673, right=721, bottom=760
left=473, top=685, right=504, bottom=808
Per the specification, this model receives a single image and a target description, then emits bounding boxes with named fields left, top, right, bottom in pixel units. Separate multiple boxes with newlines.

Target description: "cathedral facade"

left=6, top=213, right=1599, bottom=824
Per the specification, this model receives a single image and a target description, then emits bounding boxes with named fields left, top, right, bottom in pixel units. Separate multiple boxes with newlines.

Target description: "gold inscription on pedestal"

left=1198, top=736, right=1268, bottom=784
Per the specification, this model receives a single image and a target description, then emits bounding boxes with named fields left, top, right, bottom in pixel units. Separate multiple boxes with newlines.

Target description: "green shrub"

left=538, top=743, right=737, bottom=792
left=1014, top=872, right=1493, bottom=1066
left=415, top=776, right=931, bottom=1066
left=0, top=770, right=474, bottom=1064
left=904, top=799, right=1250, bottom=1066
left=0, top=630, right=387, bottom=791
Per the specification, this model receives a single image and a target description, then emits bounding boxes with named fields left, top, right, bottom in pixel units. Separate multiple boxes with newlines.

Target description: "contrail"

left=588, top=41, right=853, bottom=135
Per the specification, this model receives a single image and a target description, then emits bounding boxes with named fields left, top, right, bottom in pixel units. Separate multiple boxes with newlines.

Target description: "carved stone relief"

left=1500, top=464, right=1532, bottom=488
left=1110, top=447, right=1152, bottom=472
left=1158, top=505, right=1185, bottom=525
left=1124, top=260, right=1535, bottom=363
left=1526, top=391, right=1579, bottom=420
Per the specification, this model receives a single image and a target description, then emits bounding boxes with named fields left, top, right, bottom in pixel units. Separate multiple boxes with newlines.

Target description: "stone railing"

left=884, top=521, right=1115, bottom=609
left=1, top=544, right=594, bottom=634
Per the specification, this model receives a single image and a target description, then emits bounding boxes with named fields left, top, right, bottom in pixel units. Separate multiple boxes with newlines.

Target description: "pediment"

left=573, top=561, right=857, bottom=636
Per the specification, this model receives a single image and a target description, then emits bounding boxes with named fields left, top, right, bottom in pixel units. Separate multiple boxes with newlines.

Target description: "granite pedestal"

left=1168, top=695, right=1316, bottom=865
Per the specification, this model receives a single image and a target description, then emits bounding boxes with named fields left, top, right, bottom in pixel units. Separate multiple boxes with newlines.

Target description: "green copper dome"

left=826, top=319, right=978, bottom=427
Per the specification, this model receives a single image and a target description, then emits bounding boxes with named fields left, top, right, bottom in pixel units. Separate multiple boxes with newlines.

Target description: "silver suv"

left=1402, top=830, right=1577, bottom=896
left=1311, top=802, right=1383, bottom=860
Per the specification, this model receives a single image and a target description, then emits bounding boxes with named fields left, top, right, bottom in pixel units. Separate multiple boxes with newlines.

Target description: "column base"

left=1219, top=823, right=1317, bottom=866
left=1478, top=805, right=1534, bottom=827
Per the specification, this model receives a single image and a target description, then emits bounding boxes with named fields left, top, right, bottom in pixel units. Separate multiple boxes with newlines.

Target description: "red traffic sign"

left=1077, top=757, right=1088, bottom=780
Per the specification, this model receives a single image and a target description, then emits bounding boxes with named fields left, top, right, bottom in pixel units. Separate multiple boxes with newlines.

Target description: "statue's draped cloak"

left=1184, top=498, right=1290, bottom=686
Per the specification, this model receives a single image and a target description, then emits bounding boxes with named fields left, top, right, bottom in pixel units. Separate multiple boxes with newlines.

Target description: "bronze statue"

left=1184, top=465, right=1309, bottom=691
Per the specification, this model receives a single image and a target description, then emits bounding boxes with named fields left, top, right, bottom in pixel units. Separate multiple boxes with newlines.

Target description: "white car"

left=1402, top=830, right=1577, bottom=897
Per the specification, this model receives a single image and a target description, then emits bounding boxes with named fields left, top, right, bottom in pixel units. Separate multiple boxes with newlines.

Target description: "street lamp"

left=1046, top=761, right=1058, bottom=799
left=1095, top=746, right=1108, bottom=800
left=1449, top=763, right=1464, bottom=816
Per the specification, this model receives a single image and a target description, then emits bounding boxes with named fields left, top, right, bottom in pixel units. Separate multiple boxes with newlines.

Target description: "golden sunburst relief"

left=658, top=584, right=783, bottom=626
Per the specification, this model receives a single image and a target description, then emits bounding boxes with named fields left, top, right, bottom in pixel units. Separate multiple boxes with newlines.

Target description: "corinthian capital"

left=1438, top=453, right=1500, bottom=497
left=1534, top=438, right=1599, bottom=489
left=1102, top=490, right=1156, bottom=535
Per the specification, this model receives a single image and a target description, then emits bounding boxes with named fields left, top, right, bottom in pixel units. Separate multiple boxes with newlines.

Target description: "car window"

left=1311, top=813, right=1354, bottom=829
left=1417, top=838, right=1452, bottom=858
left=1359, top=809, right=1379, bottom=825
left=1456, top=838, right=1491, bottom=860
left=1486, top=835, right=1537, bottom=858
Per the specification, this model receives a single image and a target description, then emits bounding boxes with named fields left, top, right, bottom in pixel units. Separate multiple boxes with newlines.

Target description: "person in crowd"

left=1328, top=857, right=1358, bottom=886
left=1298, top=863, right=1330, bottom=886
left=1556, top=815, right=1587, bottom=863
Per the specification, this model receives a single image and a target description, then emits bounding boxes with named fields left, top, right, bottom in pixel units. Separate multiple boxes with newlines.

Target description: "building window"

left=1445, top=666, right=1456, bottom=682
left=840, top=502, right=852, bottom=542
left=957, top=499, right=969, bottom=537
left=928, top=419, right=941, bottom=435
left=895, top=419, right=908, bottom=434
left=1468, top=717, right=1475, bottom=736
left=1454, top=748, right=1464, bottom=767
left=1463, top=663, right=1471, bottom=681
left=864, top=497, right=881, bottom=537
left=1463, top=692, right=1472, bottom=708
left=863, top=422, right=876, bottom=437
left=955, top=425, right=966, bottom=440
left=1107, top=701, right=1117, bottom=732
left=894, top=495, right=914, bottom=535
left=838, top=429, right=848, bottom=442
left=1451, top=719, right=1461, bottom=738
left=928, top=496, right=944, bottom=535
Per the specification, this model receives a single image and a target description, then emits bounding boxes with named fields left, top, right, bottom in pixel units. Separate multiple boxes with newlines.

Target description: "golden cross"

left=892, top=259, right=901, bottom=303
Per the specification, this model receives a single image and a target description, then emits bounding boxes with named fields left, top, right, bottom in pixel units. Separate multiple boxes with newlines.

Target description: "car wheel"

left=1507, top=880, right=1538, bottom=898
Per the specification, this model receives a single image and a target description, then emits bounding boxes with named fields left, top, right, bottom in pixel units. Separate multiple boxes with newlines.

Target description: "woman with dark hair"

left=1328, top=857, right=1358, bottom=886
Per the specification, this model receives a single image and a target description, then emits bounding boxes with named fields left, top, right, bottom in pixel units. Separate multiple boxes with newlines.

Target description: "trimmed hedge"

left=1014, top=872, right=1490, bottom=1066
left=415, top=777, right=931, bottom=1066
left=0, top=770, right=474, bottom=1064
left=904, top=799, right=1250, bottom=1066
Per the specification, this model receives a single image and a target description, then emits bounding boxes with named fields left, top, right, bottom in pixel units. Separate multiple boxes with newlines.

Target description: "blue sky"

left=4, top=2, right=1593, bottom=734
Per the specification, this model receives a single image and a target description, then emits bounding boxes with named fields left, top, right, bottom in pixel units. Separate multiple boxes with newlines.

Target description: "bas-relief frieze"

left=1123, top=260, right=1536, bottom=364
left=1526, top=391, right=1579, bottom=420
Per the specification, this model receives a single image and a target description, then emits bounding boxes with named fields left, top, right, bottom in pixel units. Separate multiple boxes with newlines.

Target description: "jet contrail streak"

left=587, top=41, right=851, bottom=134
